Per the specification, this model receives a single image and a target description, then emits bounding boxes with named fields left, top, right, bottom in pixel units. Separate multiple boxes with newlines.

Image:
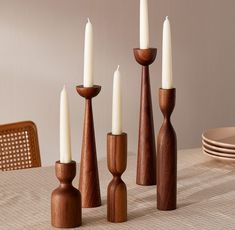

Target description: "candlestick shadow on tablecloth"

left=51, top=161, right=82, bottom=228
left=157, top=88, right=177, bottom=210
left=133, top=48, right=157, bottom=186
left=76, top=85, right=102, bottom=208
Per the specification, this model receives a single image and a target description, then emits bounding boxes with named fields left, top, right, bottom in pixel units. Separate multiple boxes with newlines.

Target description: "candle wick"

left=166, top=16, right=169, bottom=20
left=87, top=17, right=90, bottom=23
left=117, top=65, right=120, bottom=71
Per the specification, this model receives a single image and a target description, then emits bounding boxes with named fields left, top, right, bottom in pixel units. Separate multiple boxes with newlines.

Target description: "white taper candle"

left=83, top=18, right=94, bottom=87
left=112, top=66, right=122, bottom=135
left=60, top=86, right=72, bottom=163
left=140, top=0, right=150, bottom=49
left=162, top=16, right=173, bottom=89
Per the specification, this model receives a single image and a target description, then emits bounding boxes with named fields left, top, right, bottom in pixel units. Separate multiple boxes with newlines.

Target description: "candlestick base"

left=133, top=48, right=157, bottom=186
left=107, top=133, right=127, bottom=223
left=157, top=88, right=177, bottom=210
left=76, top=85, right=102, bottom=208
left=51, top=161, right=82, bottom=228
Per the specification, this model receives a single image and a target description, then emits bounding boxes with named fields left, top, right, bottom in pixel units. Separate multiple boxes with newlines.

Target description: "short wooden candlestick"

left=157, top=88, right=177, bottom=210
left=133, top=48, right=157, bottom=186
left=107, top=133, right=127, bottom=223
left=76, top=85, right=101, bottom=208
left=51, top=161, right=82, bottom=228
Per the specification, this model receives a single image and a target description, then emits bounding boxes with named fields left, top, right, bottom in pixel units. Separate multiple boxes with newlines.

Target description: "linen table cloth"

left=0, top=148, right=235, bottom=229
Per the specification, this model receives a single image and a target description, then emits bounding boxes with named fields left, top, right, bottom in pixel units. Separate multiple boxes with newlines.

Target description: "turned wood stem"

left=157, top=88, right=177, bottom=210
left=107, top=133, right=127, bottom=223
left=134, top=48, right=157, bottom=186
left=51, top=161, right=82, bottom=228
left=76, top=85, right=101, bottom=208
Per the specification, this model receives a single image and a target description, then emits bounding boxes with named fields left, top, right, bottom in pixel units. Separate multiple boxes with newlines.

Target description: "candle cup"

left=76, top=85, right=101, bottom=208
left=133, top=48, right=157, bottom=186
left=51, top=161, right=82, bottom=228
left=157, top=88, right=177, bottom=210
left=107, top=132, right=127, bottom=223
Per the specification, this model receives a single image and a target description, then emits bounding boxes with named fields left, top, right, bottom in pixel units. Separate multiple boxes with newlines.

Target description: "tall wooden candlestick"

left=133, top=48, right=157, bottom=185
left=107, top=133, right=127, bottom=223
left=76, top=85, right=101, bottom=208
left=51, top=161, right=82, bottom=228
left=157, top=88, right=177, bottom=210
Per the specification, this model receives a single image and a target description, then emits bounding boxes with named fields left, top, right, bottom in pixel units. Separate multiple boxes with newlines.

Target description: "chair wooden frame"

left=0, top=121, right=41, bottom=171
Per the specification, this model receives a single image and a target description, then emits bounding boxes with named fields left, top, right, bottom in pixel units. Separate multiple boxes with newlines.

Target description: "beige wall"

left=0, top=0, right=235, bottom=166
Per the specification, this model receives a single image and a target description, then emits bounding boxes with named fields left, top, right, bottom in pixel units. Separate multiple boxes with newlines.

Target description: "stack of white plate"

left=202, top=127, right=235, bottom=161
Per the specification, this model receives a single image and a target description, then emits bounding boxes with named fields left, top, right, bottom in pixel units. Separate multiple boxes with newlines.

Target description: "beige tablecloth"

left=0, top=148, right=235, bottom=230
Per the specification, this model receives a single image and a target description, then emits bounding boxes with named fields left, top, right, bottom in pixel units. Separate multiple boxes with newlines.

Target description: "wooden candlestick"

left=51, top=161, right=82, bottom=228
left=76, top=85, right=101, bottom=208
left=107, top=133, right=127, bottom=223
left=133, top=48, right=157, bottom=186
left=157, top=88, right=177, bottom=210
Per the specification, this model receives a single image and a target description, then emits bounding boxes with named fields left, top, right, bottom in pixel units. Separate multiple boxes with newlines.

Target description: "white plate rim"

left=202, top=146, right=235, bottom=158
left=202, top=140, right=235, bottom=153
left=202, top=127, right=235, bottom=148
left=203, top=149, right=235, bottom=162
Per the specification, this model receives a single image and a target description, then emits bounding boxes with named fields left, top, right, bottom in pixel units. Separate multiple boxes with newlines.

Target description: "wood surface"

left=51, top=161, right=82, bottom=228
left=133, top=48, right=157, bottom=66
left=107, top=133, right=127, bottom=223
left=157, top=88, right=177, bottom=210
left=76, top=85, right=101, bottom=99
left=133, top=48, right=157, bottom=186
left=76, top=85, right=101, bottom=208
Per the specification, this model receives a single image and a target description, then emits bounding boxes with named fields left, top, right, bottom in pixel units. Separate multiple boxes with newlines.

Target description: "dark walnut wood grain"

left=133, top=48, right=157, bottom=186
left=107, top=133, right=127, bottom=223
left=157, top=88, right=177, bottom=210
left=51, top=161, right=82, bottom=228
left=133, top=48, right=157, bottom=66
left=76, top=85, right=101, bottom=99
left=76, top=85, right=101, bottom=208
